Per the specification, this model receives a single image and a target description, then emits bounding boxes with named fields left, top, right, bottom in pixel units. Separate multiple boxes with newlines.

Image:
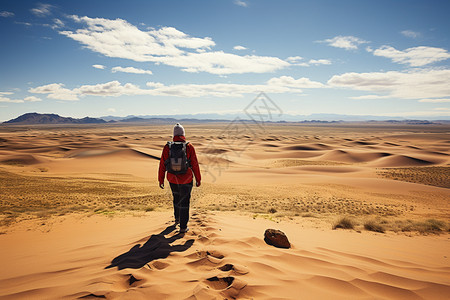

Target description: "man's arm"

left=158, top=144, right=169, bottom=188
left=189, top=144, right=201, bottom=186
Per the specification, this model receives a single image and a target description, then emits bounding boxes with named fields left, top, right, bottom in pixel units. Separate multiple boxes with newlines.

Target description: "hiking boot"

left=180, top=227, right=189, bottom=233
left=175, top=219, right=180, bottom=225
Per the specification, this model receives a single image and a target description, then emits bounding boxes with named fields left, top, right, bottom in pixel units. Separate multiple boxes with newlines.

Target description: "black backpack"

left=165, top=142, right=191, bottom=174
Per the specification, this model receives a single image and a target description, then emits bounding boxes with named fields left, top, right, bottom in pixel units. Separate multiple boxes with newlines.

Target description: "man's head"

left=173, top=123, right=185, bottom=137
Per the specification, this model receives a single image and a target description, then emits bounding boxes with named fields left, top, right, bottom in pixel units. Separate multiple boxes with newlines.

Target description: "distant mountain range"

left=3, top=113, right=106, bottom=124
left=101, top=113, right=450, bottom=122
left=2, top=112, right=449, bottom=125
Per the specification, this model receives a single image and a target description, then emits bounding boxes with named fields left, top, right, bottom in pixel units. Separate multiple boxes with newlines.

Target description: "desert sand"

left=0, top=122, right=449, bottom=299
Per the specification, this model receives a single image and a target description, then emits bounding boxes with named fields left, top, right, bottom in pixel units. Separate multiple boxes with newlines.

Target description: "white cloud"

left=372, top=46, right=450, bottom=67
left=59, top=16, right=289, bottom=75
left=28, top=76, right=325, bottom=99
left=286, top=56, right=303, bottom=62
left=308, top=59, right=331, bottom=65
left=0, top=11, right=14, bottom=17
left=29, top=83, right=79, bottom=101
left=328, top=69, right=450, bottom=100
left=30, top=3, right=53, bottom=17
left=153, top=51, right=289, bottom=75
left=51, top=18, right=64, bottom=29
left=24, top=96, right=42, bottom=102
left=0, top=96, right=23, bottom=103
left=107, top=108, right=116, bottom=113
left=418, top=98, right=450, bottom=103
left=0, top=94, right=40, bottom=103
left=233, top=45, right=247, bottom=50
left=350, top=95, right=391, bottom=100
left=15, top=21, right=32, bottom=26
left=288, top=57, right=331, bottom=67
left=111, top=66, right=153, bottom=75
left=60, top=16, right=214, bottom=59
left=146, top=82, right=164, bottom=88
left=92, top=64, right=106, bottom=69
left=267, top=76, right=325, bottom=88
left=320, top=35, right=368, bottom=50
left=54, top=18, right=64, bottom=26
left=143, top=75, right=324, bottom=97
left=44, top=18, right=65, bottom=30
left=75, top=81, right=146, bottom=97
left=401, top=30, right=421, bottom=39
left=145, top=82, right=271, bottom=98
left=234, top=0, right=248, bottom=7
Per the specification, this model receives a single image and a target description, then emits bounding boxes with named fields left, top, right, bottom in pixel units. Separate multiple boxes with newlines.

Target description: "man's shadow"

left=105, top=225, right=194, bottom=270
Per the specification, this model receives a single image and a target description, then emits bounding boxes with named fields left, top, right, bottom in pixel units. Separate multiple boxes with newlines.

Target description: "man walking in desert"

left=159, top=123, right=201, bottom=233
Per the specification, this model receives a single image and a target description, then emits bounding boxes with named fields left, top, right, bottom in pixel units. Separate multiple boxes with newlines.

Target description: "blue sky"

left=0, top=0, right=449, bottom=121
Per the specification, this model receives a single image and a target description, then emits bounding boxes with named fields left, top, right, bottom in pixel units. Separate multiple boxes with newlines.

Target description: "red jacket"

left=158, top=135, right=201, bottom=185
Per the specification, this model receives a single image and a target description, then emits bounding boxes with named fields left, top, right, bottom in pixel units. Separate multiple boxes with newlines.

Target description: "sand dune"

left=0, top=154, right=46, bottom=165
left=1, top=212, right=449, bottom=299
left=347, top=140, right=378, bottom=146
left=68, top=148, right=160, bottom=160
left=284, top=143, right=334, bottom=151
left=369, top=154, right=438, bottom=167
left=0, top=123, right=449, bottom=299
left=319, top=149, right=392, bottom=164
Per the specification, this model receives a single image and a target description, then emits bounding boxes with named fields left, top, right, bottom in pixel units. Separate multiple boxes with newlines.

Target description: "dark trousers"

left=169, top=182, right=193, bottom=229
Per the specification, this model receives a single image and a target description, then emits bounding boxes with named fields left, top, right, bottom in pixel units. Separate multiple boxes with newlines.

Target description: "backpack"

left=165, top=142, right=191, bottom=174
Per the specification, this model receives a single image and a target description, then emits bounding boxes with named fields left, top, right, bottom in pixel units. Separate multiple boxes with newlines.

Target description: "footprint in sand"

left=218, top=263, right=249, bottom=275
left=128, top=274, right=141, bottom=286
left=187, top=250, right=225, bottom=269
left=186, top=214, right=249, bottom=298
left=197, top=234, right=210, bottom=243
left=79, top=293, right=107, bottom=299
left=204, top=276, right=248, bottom=298
left=205, top=276, right=235, bottom=290
left=149, top=260, right=169, bottom=270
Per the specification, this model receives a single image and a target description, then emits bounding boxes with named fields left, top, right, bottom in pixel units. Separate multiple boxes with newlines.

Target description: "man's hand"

left=159, top=183, right=164, bottom=189
left=196, top=181, right=201, bottom=187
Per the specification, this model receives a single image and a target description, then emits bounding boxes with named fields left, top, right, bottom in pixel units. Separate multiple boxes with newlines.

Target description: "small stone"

left=264, top=229, right=291, bottom=248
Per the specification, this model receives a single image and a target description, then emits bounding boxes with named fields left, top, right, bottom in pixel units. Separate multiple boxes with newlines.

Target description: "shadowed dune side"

left=319, top=149, right=392, bottom=164
left=260, top=143, right=280, bottom=148
left=245, top=150, right=325, bottom=160
left=369, top=155, right=442, bottom=167
left=283, top=143, right=334, bottom=151
left=0, top=154, right=47, bottom=165
left=347, top=140, right=379, bottom=146
left=68, top=148, right=160, bottom=160
left=292, top=165, right=364, bottom=173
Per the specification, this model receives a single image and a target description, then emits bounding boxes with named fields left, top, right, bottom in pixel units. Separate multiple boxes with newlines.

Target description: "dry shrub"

left=301, top=213, right=317, bottom=218
left=333, top=216, right=354, bottom=230
left=377, top=167, right=450, bottom=188
left=0, top=214, right=17, bottom=227
left=390, top=219, right=448, bottom=234
left=410, top=219, right=446, bottom=234
left=268, top=208, right=277, bottom=214
left=364, top=220, right=385, bottom=233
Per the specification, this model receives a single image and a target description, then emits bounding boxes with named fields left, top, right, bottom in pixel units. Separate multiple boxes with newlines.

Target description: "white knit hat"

left=173, top=123, right=185, bottom=136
